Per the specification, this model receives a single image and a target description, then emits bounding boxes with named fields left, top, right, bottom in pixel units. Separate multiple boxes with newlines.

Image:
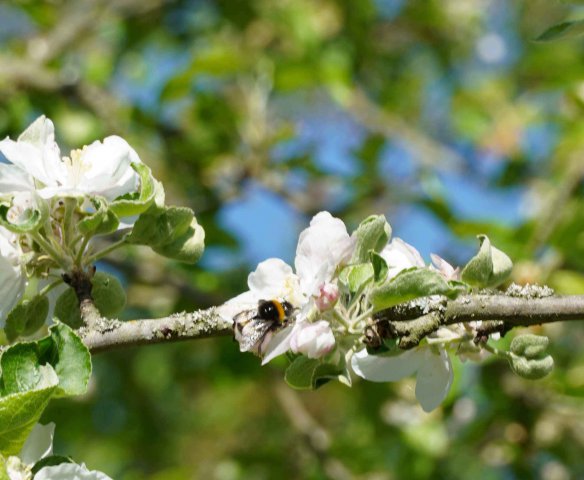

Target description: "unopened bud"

left=290, top=320, right=335, bottom=358
left=509, top=353, right=554, bottom=380
left=510, top=334, right=549, bottom=359
left=315, top=283, right=339, bottom=311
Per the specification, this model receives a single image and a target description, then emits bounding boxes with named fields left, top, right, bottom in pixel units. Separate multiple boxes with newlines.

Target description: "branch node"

left=63, top=266, right=100, bottom=329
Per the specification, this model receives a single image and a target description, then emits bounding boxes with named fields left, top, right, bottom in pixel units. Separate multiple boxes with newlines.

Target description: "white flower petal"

left=72, top=136, right=141, bottom=201
left=0, top=164, right=35, bottom=194
left=351, top=348, right=424, bottom=382
left=0, top=116, right=64, bottom=187
left=0, top=227, right=25, bottom=325
left=261, top=324, right=297, bottom=365
left=248, top=258, right=292, bottom=292
left=415, top=348, right=453, bottom=412
left=34, top=463, right=113, bottom=480
left=381, top=238, right=425, bottom=280
left=430, top=253, right=460, bottom=281
left=19, top=423, right=54, bottom=465
left=0, top=117, right=143, bottom=205
left=247, top=258, right=302, bottom=303
left=315, top=282, right=339, bottom=311
left=295, top=211, right=352, bottom=296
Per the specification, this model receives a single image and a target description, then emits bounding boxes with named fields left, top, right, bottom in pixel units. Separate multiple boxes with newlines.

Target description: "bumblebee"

left=233, top=299, right=295, bottom=354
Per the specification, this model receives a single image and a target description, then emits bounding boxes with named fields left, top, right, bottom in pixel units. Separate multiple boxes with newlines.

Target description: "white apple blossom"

left=223, top=211, right=354, bottom=364
left=0, top=116, right=141, bottom=202
left=0, top=226, right=26, bottom=325
left=352, top=238, right=456, bottom=412
left=6, top=457, right=31, bottom=480
left=295, top=211, right=354, bottom=297
left=218, top=258, right=304, bottom=322
left=261, top=212, right=355, bottom=363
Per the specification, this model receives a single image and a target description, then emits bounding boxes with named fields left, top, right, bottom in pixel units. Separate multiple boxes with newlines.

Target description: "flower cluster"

left=0, top=116, right=204, bottom=335
left=0, top=117, right=144, bottom=328
left=224, top=211, right=510, bottom=412
left=223, top=212, right=351, bottom=363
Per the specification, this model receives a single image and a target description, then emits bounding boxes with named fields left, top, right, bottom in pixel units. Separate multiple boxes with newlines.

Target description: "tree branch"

left=80, top=307, right=232, bottom=354
left=375, top=294, right=584, bottom=326
left=369, top=293, right=584, bottom=348
left=80, top=291, right=584, bottom=355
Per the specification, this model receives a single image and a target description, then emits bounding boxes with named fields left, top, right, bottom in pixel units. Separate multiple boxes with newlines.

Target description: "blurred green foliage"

left=1, top=0, right=584, bottom=478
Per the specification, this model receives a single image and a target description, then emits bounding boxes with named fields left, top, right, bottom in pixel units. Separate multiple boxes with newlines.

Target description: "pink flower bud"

left=315, top=282, right=339, bottom=311
left=290, top=320, right=335, bottom=358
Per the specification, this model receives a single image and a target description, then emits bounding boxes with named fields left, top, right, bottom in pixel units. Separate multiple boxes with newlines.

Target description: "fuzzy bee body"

left=233, top=299, right=295, bottom=354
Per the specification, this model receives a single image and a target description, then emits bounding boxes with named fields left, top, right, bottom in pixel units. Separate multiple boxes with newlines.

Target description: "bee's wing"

left=233, top=310, right=273, bottom=353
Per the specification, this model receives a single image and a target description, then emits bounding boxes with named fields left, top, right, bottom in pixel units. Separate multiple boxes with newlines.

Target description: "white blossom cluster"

left=223, top=211, right=492, bottom=412
left=0, top=116, right=145, bottom=328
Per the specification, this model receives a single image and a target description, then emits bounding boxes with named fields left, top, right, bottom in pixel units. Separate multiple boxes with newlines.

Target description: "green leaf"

left=54, top=272, right=126, bottom=328
left=4, top=295, right=49, bottom=342
left=0, top=344, right=45, bottom=395
left=284, top=356, right=343, bottom=390
left=370, top=267, right=459, bottom=312
left=91, top=272, right=126, bottom=318
left=285, top=357, right=318, bottom=389
left=370, top=251, right=388, bottom=283
left=152, top=218, right=205, bottom=263
left=313, top=363, right=345, bottom=389
left=127, top=206, right=194, bottom=247
left=350, top=215, right=391, bottom=263
left=1, top=323, right=91, bottom=399
left=109, top=163, right=158, bottom=218
left=53, top=288, right=80, bottom=329
left=342, top=263, right=374, bottom=294
left=461, top=235, right=512, bottom=288
left=44, top=323, right=92, bottom=397
left=78, top=197, right=120, bottom=236
left=535, top=19, right=584, bottom=42
left=0, top=366, right=58, bottom=456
